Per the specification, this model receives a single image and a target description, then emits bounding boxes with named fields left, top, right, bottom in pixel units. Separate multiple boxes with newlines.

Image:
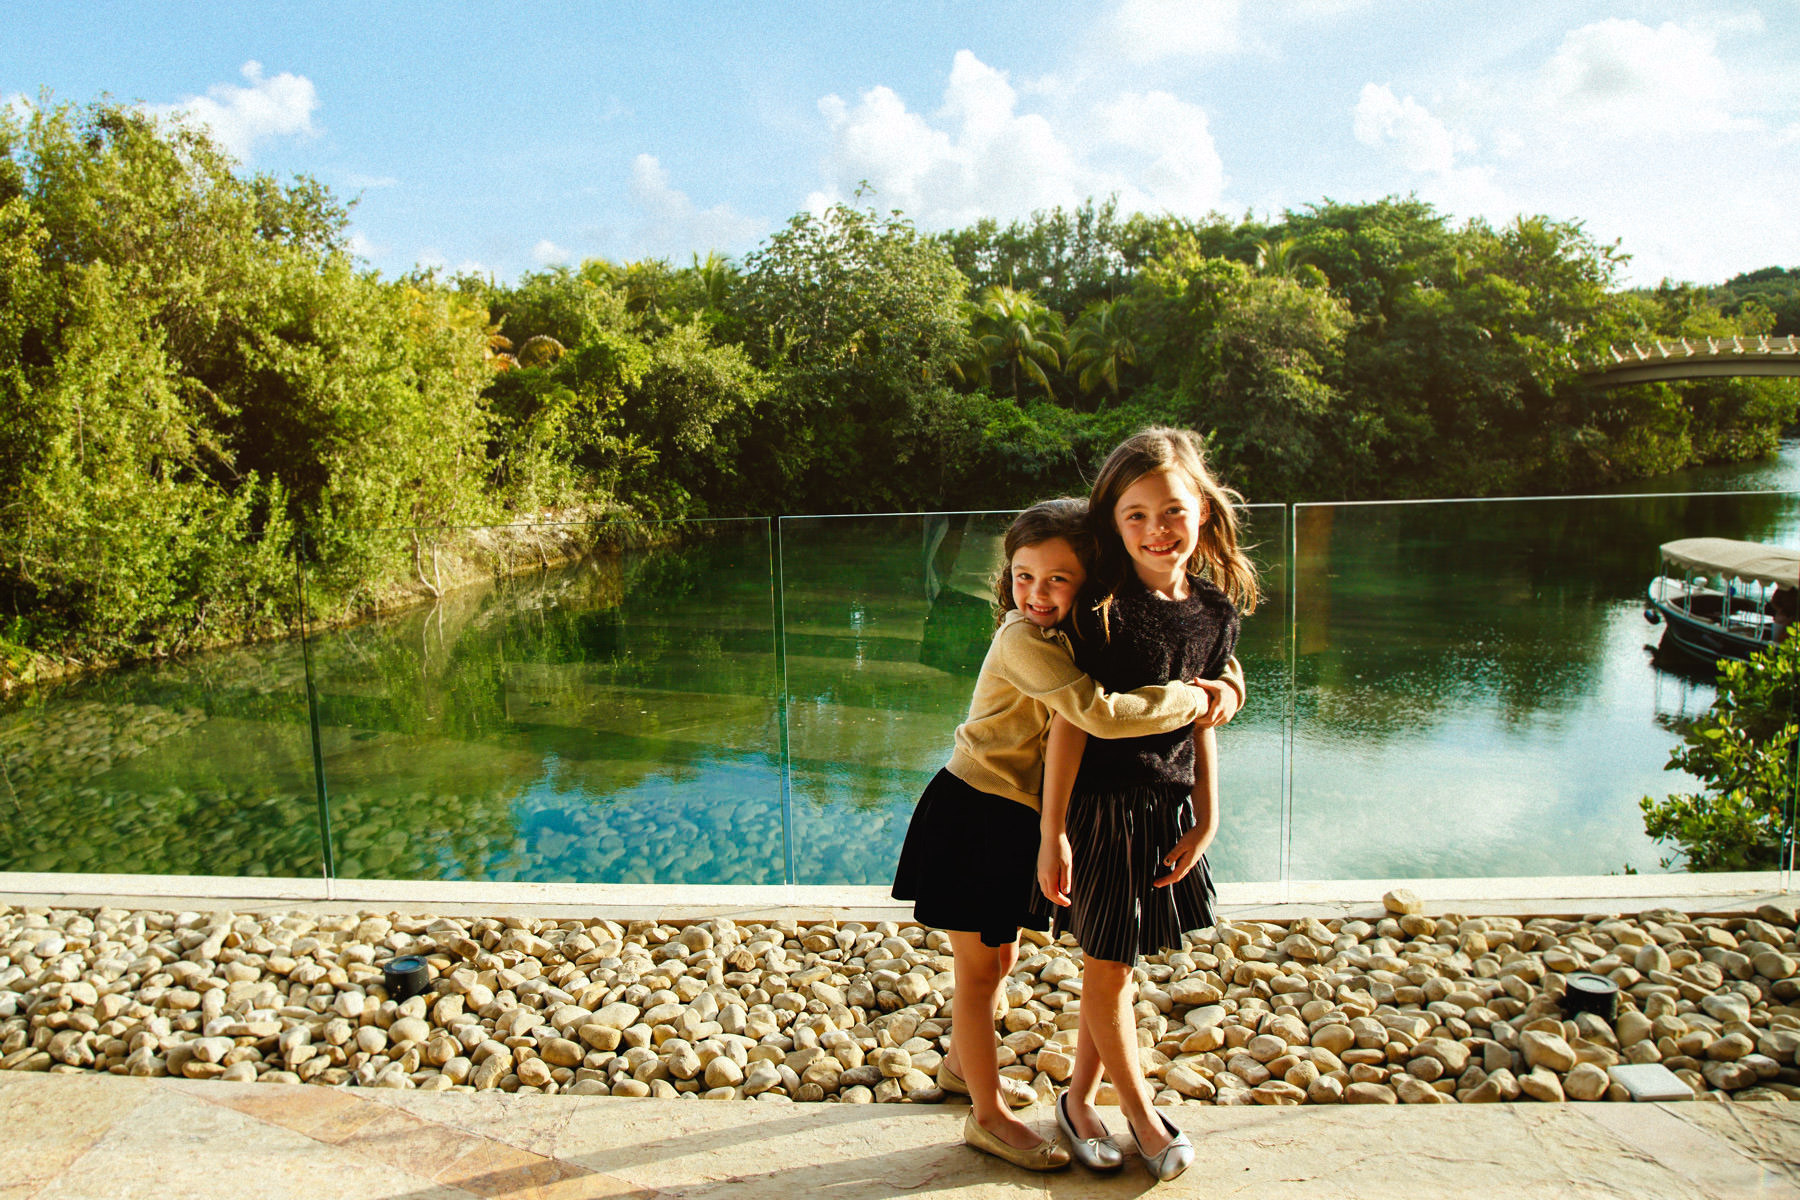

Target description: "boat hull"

left=1647, top=597, right=1772, bottom=664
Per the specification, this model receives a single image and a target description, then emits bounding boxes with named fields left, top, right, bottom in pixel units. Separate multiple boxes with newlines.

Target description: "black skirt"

left=891, top=769, right=1053, bottom=948
left=1055, top=782, right=1217, bottom=964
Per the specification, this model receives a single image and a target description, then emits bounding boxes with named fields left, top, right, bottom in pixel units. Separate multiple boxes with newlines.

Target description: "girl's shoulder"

left=990, top=608, right=1075, bottom=658
left=1179, top=578, right=1240, bottom=649
left=1183, top=575, right=1239, bottom=620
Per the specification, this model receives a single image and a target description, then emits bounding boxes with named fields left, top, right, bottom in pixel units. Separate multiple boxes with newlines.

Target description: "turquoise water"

left=0, top=447, right=1794, bottom=885
left=1289, top=484, right=1799, bottom=879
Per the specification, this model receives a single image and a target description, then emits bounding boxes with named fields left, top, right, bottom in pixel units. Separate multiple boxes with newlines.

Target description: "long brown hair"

left=992, top=497, right=1096, bottom=629
left=1087, top=427, right=1260, bottom=626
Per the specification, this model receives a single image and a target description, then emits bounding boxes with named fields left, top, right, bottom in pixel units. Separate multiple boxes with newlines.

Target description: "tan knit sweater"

left=944, top=610, right=1245, bottom=812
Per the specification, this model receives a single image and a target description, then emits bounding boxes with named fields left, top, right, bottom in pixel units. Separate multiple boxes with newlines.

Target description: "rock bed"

left=2, top=891, right=1796, bottom=1107
left=0, top=701, right=210, bottom=801
left=0, top=780, right=909, bottom=886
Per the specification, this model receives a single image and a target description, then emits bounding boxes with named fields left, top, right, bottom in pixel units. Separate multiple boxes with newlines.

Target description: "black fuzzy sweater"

left=1070, top=574, right=1240, bottom=790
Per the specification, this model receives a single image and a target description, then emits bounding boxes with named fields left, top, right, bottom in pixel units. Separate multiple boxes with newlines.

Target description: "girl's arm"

left=1036, top=714, right=1086, bottom=907
left=998, top=620, right=1209, bottom=737
left=1156, top=724, right=1219, bottom=888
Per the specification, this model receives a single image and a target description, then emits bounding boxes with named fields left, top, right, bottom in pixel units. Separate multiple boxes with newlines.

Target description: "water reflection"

left=0, top=637, right=323, bottom=877
left=305, top=521, right=784, bottom=885
left=1290, top=489, right=1799, bottom=879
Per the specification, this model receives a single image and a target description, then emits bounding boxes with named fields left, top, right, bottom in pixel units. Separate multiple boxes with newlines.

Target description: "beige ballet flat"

left=962, top=1111, right=1071, bottom=1171
left=938, top=1061, right=1036, bottom=1108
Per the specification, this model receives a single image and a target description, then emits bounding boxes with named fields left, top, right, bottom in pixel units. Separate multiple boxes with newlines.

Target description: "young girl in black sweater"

left=1036, top=428, right=1259, bottom=1181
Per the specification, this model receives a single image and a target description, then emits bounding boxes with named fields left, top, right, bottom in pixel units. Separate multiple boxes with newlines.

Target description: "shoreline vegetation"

left=0, top=511, right=680, bottom=695
left=2, top=99, right=1797, bottom=690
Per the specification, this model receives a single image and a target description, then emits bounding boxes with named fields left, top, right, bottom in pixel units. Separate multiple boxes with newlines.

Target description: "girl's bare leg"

left=1062, top=997, right=1114, bottom=1140
left=945, top=931, right=1041, bottom=1149
left=1076, top=955, right=1170, bottom=1156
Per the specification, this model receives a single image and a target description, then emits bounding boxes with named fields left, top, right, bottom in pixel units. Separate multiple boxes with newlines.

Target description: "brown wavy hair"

left=992, top=497, right=1097, bottom=629
left=1087, top=427, right=1260, bottom=631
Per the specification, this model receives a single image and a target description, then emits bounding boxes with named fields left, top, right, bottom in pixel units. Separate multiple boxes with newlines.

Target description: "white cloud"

left=1353, top=83, right=1456, bottom=175
left=416, top=248, right=492, bottom=278
left=1537, top=19, right=1740, bottom=137
left=1285, top=0, right=1373, bottom=17
left=1099, top=91, right=1225, bottom=215
left=1350, top=84, right=1506, bottom=224
left=346, top=230, right=384, bottom=261
left=531, top=239, right=570, bottom=266
left=627, top=153, right=763, bottom=258
left=148, top=61, right=319, bottom=161
left=1105, top=0, right=1245, bottom=63
left=814, top=50, right=1226, bottom=227
left=1345, top=18, right=1799, bottom=285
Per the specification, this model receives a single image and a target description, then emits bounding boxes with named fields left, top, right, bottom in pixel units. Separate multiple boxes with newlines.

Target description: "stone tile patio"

left=3, top=1071, right=1798, bottom=1199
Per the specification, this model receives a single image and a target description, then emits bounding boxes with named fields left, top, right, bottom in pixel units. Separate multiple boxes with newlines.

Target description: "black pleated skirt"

left=891, top=769, right=1053, bottom=947
left=1055, top=782, right=1217, bottom=964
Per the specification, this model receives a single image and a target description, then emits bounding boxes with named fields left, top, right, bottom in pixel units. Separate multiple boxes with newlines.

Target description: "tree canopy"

left=2, top=100, right=1795, bottom=677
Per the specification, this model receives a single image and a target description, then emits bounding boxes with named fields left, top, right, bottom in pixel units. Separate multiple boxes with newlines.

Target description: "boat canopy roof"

left=1659, top=537, right=1800, bottom=589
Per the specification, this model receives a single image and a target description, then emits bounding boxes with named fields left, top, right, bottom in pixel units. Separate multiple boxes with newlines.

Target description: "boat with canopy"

left=1645, top=536, right=1798, bottom=662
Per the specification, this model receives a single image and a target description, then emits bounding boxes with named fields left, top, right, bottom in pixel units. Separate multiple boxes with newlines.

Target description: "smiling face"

left=1113, top=469, right=1206, bottom=591
left=1009, top=537, right=1087, bottom=628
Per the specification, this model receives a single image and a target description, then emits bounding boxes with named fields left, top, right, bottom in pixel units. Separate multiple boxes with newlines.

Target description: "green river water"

left=2, top=446, right=1796, bottom=886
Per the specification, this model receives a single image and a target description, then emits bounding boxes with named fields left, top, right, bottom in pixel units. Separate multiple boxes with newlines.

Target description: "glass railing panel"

left=1288, top=489, right=1800, bottom=882
left=0, top=538, right=325, bottom=880
left=300, top=518, right=782, bottom=885
left=1220, top=503, right=1286, bottom=885
left=777, top=508, right=1288, bottom=888
left=777, top=513, right=1006, bottom=886
left=1789, top=704, right=1799, bottom=892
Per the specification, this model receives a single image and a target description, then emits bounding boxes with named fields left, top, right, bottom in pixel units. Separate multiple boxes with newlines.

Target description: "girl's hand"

left=1188, top=678, right=1240, bottom=728
left=1037, top=831, right=1072, bottom=907
left=1154, top=822, right=1210, bottom=888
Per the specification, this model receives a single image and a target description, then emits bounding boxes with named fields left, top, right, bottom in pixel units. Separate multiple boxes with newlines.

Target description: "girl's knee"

left=1083, top=956, right=1135, bottom=991
left=957, top=963, right=1002, bottom=992
left=950, top=938, right=1012, bottom=986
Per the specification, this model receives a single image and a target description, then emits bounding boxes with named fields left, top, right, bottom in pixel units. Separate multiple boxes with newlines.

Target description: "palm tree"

left=1066, top=298, right=1139, bottom=402
left=684, top=251, right=737, bottom=313
left=947, top=301, right=995, bottom=388
left=619, top=259, right=674, bottom=322
left=1252, top=236, right=1328, bottom=287
left=967, top=284, right=1067, bottom=400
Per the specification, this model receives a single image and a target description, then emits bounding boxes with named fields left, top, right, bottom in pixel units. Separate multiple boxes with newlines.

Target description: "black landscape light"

left=382, top=955, right=430, bottom=1001
left=1560, top=971, right=1619, bottom=1020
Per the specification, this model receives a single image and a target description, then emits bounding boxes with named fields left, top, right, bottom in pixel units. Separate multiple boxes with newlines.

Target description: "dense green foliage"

left=1642, top=637, right=1799, bottom=872
left=1712, top=266, right=1800, bottom=337
left=1, top=100, right=1795, bottom=677
left=0, top=102, right=496, bottom=672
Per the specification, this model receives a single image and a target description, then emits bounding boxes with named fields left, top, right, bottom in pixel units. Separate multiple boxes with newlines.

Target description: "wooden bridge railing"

left=1589, top=334, right=1800, bottom=386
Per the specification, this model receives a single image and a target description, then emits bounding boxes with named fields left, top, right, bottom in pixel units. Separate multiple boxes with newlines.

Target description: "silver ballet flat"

left=1055, top=1090, right=1124, bottom=1172
left=1137, top=1111, right=1194, bottom=1182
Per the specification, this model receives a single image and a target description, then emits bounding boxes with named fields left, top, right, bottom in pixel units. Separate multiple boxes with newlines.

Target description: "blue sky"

left=5, top=1, right=1796, bottom=288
